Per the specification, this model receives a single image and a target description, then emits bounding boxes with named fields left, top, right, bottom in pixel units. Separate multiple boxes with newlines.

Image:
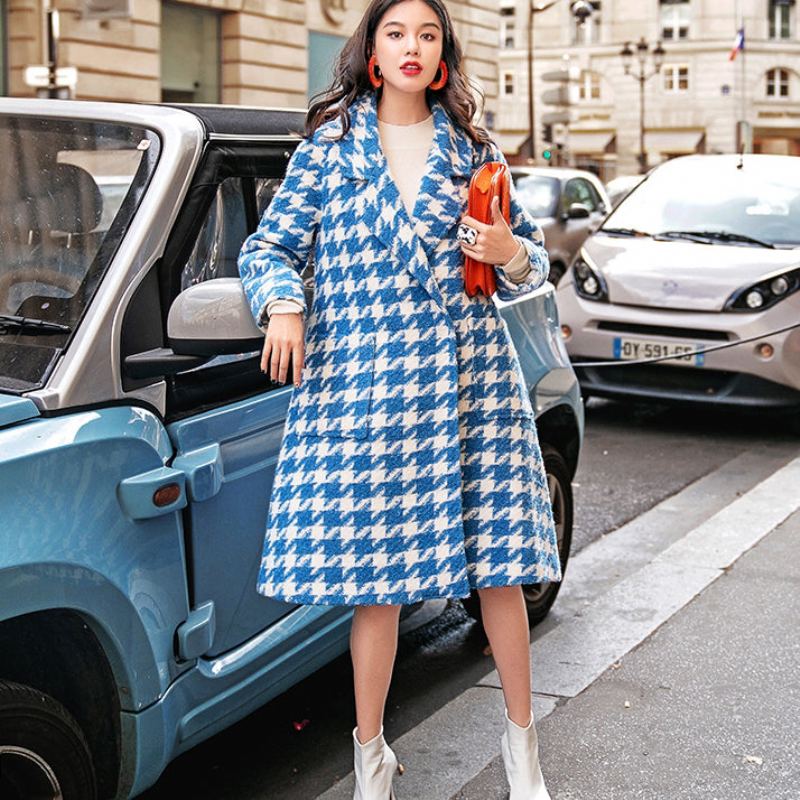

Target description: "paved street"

left=138, top=399, right=799, bottom=800
left=456, top=506, right=800, bottom=799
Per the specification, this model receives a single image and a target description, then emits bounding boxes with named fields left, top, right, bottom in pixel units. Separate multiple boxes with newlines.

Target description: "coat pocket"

left=290, top=331, right=376, bottom=439
left=470, top=310, right=535, bottom=420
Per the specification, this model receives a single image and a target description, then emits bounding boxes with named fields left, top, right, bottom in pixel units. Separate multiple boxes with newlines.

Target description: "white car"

left=605, top=173, right=645, bottom=209
left=556, top=154, right=800, bottom=417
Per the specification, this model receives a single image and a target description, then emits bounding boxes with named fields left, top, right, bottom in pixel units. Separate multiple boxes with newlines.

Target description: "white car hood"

left=585, top=235, right=800, bottom=311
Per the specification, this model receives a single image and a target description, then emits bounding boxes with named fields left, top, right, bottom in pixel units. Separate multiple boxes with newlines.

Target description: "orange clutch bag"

left=462, top=161, right=511, bottom=298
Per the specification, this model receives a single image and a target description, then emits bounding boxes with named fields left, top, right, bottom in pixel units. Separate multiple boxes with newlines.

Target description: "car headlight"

left=571, top=252, right=609, bottom=302
left=724, top=267, right=800, bottom=312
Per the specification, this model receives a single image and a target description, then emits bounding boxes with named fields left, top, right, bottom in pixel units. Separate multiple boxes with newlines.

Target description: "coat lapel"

left=338, top=91, right=474, bottom=313
left=410, top=97, right=474, bottom=257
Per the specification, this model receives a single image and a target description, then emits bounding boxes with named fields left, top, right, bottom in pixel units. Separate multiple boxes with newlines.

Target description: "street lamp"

left=526, top=0, right=594, bottom=162
left=620, top=36, right=666, bottom=173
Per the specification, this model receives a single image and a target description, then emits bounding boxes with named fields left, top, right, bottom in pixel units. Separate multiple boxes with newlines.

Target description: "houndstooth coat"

left=238, top=89, right=562, bottom=606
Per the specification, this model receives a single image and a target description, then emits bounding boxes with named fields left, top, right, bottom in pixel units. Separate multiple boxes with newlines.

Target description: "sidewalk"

left=316, top=452, right=800, bottom=800
left=456, top=507, right=800, bottom=800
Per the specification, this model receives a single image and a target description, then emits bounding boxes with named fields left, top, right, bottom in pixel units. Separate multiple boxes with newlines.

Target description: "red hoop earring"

left=428, top=60, right=448, bottom=90
left=368, top=55, right=383, bottom=89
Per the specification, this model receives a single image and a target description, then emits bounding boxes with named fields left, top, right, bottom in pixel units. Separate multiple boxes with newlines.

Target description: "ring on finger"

left=457, top=223, right=479, bottom=246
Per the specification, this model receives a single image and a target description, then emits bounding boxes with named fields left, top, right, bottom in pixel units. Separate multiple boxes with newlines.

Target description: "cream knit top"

left=264, top=112, right=531, bottom=320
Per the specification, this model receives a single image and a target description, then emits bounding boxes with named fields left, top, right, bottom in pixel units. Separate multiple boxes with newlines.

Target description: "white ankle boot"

left=500, top=706, right=552, bottom=800
left=352, top=724, right=403, bottom=800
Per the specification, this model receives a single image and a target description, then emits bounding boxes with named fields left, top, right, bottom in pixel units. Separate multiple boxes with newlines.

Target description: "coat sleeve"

left=238, top=133, right=324, bottom=326
left=473, top=138, right=550, bottom=301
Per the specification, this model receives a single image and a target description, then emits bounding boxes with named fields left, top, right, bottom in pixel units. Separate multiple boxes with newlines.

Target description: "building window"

left=768, top=0, right=792, bottom=40
left=161, top=2, right=220, bottom=102
left=308, top=31, right=347, bottom=103
left=573, top=1, right=601, bottom=45
left=663, top=64, right=689, bottom=93
left=501, top=70, right=515, bottom=96
left=578, top=70, right=601, bottom=101
left=660, top=0, right=690, bottom=40
left=766, top=68, right=790, bottom=98
left=500, top=1, right=516, bottom=49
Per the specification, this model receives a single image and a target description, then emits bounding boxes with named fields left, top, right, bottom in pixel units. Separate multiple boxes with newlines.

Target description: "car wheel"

left=0, top=680, right=97, bottom=800
left=461, top=444, right=573, bottom=628
left=548, top=262, right=566, bottom=287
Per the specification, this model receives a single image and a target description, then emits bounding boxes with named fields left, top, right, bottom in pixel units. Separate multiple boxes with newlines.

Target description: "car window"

left=176, top=171, right=314, bottom=384
left=564, top=178, right=598, bottom=212
left=255, top=177, right=282, bottom=218
left=514, top=175, right=560, bottom=218
left=584, top=180, right=606, bottom=211
left=181, top=178, right=249, bottom=290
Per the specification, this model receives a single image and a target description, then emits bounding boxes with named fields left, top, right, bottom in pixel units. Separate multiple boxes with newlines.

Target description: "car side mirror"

left=123, top=278, right=265, bottom=380
left=563, top=203, right=591, bottom=220
left=168, top=277, right=264, bottom=356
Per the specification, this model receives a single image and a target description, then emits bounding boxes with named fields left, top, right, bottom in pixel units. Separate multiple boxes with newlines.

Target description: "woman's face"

left=372, top=0, right=444, bottom=93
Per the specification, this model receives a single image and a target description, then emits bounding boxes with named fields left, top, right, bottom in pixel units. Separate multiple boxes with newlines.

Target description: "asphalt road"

left=138, top=398, right=796, bottom=800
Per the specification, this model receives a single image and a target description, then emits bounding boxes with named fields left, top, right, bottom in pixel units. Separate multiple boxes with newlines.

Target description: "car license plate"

left=613, top=337, right=705, bottom=366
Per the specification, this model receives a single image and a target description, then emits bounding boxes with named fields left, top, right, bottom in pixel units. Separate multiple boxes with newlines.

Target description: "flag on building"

left=729, top=26, right=745, bottom=61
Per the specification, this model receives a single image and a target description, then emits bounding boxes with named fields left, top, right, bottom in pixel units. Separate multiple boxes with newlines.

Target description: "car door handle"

left=172, top=444, right=223, bottom=503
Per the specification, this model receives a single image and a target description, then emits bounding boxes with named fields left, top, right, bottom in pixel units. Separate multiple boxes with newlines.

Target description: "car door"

left=158, top=147, right=333, bottom=658
left=582, top=176, right=610, bottom=229
left=561, top=177, right=604, bottom=255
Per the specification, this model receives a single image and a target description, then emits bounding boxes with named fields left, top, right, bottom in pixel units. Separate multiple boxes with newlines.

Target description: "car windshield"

left=514, top=175, right=560, bottom=218
left=601, top=156, right=800, bottom=248
left=0, top=115, right=159, bottom=392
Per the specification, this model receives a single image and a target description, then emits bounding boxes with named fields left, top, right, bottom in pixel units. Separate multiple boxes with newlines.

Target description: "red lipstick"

left=400, top=60, right=423, bottom=76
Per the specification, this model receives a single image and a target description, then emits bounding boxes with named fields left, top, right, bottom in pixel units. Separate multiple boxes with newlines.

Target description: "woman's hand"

left=458, top=196, right=520, bottom=265
left=261, top=312, right=305, bottom=387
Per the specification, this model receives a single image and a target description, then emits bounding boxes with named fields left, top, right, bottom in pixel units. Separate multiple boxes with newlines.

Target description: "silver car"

left=510, top=167, right=611, bottom=286
left=556, top=154, right=800, bottom=416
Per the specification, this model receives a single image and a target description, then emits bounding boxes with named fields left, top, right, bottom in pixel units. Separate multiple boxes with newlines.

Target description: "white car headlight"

left=572, top=252, right=609, bottom=302
left=725, top=267, right=800, bottom=312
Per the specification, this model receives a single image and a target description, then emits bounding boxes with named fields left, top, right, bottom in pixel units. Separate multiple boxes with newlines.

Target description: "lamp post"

left=620, top=36, right=666, bottom=173
left=526, top=0, right=594, bottom=162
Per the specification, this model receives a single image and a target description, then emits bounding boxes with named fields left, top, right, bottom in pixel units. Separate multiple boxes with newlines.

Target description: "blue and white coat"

left=239, top=89, right=562, bottom=606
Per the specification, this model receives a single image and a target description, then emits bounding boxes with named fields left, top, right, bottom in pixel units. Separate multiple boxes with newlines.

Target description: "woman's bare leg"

left=477, top=585, right=533, bottom=727
left=350, top=603, right=403, bottom=743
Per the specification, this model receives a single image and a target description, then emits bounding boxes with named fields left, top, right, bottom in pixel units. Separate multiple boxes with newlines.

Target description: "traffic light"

left=542, top=148, right=553, bottom=161
left=541, top=122, right=553, bottom=143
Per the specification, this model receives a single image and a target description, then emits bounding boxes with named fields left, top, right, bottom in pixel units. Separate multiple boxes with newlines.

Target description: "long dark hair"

left=305, top=0, right=492, bottom=146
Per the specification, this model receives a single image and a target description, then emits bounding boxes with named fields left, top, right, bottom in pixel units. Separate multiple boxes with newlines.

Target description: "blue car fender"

left=0, top=404, right=191, bottom=711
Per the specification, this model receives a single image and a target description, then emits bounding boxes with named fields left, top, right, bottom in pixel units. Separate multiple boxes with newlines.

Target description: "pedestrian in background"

left=238, top=0, right=562, bottom=797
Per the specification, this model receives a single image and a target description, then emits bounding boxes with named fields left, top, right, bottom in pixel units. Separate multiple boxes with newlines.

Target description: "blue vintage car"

left=0, top=99, right=584, bottom=800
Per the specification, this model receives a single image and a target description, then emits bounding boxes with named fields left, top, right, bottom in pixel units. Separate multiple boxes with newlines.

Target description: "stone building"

left=0, top=0, right=500, bottom=114
left=496, top=0, right=800, bottom=179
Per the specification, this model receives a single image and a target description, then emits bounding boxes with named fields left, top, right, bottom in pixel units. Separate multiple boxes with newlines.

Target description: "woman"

left=238, top=1, right=562, bottom=797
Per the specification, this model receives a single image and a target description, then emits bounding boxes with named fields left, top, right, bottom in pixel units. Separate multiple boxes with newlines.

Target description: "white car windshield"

left=602, top=156, right=800, bottom=248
